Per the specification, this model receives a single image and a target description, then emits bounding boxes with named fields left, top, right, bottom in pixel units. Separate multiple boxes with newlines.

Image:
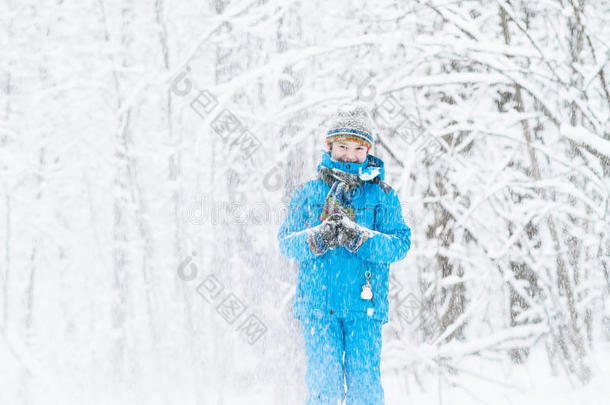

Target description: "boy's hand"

left=333, top=213, right=373, bottom=253
left=307, top=217, right=341, bottom=255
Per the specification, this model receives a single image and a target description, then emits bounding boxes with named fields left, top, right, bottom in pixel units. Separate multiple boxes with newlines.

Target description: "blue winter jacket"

left=277, top=151, right=412, bottom=324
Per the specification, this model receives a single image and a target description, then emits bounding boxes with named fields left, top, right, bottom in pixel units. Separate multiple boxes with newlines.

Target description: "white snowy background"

left=1, top=0, right=609, bottom=404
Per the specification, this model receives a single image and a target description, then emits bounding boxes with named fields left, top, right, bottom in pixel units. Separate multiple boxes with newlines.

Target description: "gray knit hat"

left=326, top=102, right=375, bottom=148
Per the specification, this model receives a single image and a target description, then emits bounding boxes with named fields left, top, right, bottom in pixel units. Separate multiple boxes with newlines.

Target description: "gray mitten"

left=335, top=213, right=373, bottom=253
left=306, top=216, right=342, bottom=256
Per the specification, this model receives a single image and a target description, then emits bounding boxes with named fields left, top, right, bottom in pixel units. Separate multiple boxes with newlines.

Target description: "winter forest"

left=1, top=0, right=610, bottom=404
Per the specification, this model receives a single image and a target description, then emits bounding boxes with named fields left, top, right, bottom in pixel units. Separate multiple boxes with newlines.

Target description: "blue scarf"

left=317, top=151, right=384, bottom=221
left=317, top=150, right=385, bottom=181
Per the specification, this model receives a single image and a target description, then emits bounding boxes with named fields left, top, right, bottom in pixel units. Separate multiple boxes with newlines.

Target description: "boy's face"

left=327, top=139, right=369, bottom=163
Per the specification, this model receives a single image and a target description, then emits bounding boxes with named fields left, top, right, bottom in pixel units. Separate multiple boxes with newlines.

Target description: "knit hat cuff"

left=326, top=129, right=373, bottom=148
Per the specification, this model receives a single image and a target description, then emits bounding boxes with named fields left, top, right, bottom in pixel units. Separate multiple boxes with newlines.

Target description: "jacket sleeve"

left=355, top=188, right=411, bottom=264
left=277, top=184, right=317, bottom=262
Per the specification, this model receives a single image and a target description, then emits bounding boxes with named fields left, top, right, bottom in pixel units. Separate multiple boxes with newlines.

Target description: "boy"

left=277, top=103, right=412, bottom=405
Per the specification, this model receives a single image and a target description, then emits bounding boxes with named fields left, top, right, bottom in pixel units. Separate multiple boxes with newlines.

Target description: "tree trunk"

left=499, top=3, right=591, bottom=384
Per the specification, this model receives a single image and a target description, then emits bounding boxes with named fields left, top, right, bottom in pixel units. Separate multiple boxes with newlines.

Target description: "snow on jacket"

left=277, top=151, right=412, bottom=324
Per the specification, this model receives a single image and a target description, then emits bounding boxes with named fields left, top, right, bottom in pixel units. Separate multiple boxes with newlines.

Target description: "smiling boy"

left=277, top=103, right=412, bottom=404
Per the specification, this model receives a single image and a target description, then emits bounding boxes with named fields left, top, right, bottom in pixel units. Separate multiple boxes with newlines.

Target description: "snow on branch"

left=560, top=123, right=610, bottom=159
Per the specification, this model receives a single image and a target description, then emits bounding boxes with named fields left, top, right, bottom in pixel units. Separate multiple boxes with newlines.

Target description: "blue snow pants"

left=299, top=314, right=385, bottom=405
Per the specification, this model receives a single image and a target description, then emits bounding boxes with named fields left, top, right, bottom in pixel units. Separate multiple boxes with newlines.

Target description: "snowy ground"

left=382, top=343, right=610, bottom=405
left=227, top=340, right=610, bottom=405
left=3, top=328, right=609, bottom=404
